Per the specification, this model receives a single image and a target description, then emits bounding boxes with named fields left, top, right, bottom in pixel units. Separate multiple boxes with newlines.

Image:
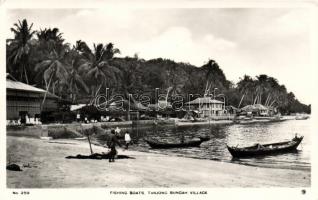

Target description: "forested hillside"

left=6, top=19, right=310, bottom=114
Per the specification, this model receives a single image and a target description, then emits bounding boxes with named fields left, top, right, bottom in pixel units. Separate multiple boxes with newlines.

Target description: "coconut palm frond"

left=74, top=73, right=89, bottom=93
left=43, top=67, right=54, bottom=87
left=78, top=63, right=92, bottom=74
left=34, top=60, right=52, bottom=71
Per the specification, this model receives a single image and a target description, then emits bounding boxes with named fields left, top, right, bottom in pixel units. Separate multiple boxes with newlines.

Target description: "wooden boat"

left=145, top=138, right=203, bottom=149
left=197, top=135, right=210, bottom=142
left=233, top=117, right=254, bottom=124
left=227, top=135, right=304, bottom=158
left=269, top=117, right=286, bottom=122
left=295, top=115, right=309, bottom=120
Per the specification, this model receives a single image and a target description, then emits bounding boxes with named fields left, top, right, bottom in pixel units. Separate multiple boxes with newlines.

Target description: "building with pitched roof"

left=240, top=104, right=269, bottom=116
left=185, top=97, right=225, bottom=118
left=6, top=74, right=60, bottom=122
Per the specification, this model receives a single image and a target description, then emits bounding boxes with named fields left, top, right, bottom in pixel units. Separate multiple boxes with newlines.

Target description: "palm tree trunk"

left=269, top=100, right=276, bottom=107
left=253, top=94, right=258, bottom=105
left=52, top=82, right=55, bottom=95
left=23, top=64, right=29, bottom=84
left=94, top=83, right=103, bottom=97
left=238, top=93, right=245, bottom=108
left=41, top=73, right=54, bottom=111
left=91, top=86, right=95, bottom=99
left=265, top=94, right=270, bottom=106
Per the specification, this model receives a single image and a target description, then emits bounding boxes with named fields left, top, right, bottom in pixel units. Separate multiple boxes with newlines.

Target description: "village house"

left=185, top=97, right=225, bottom=118
left=6, top=74, right=60, bottom=124
left=240, top=104, right=270, bottom=116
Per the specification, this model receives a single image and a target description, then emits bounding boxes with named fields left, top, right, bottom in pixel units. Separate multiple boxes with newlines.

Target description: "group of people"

left=107, top=127, right=131, bottom=163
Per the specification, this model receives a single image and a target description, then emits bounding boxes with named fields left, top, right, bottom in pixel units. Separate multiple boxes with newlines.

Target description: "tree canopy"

left=6, top=19, right=311, bottom=114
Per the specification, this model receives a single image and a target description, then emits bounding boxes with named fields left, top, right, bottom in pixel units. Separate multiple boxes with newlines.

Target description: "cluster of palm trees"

left=236, top=74, right=295, bottom=110
left=7, top=19, right=123, bottom=105
left=6, top=19, right=310, bottom=114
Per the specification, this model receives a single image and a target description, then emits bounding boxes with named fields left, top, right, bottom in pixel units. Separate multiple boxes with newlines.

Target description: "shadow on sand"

left=66, top=153, right=135, bottom=160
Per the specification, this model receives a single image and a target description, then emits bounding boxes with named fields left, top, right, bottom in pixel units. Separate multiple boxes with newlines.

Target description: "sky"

left=5, top=7, right=317, bottom=105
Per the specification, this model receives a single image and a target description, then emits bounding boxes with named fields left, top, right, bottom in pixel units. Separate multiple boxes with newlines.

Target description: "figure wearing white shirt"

left=124, top=132, right=131, bottom=149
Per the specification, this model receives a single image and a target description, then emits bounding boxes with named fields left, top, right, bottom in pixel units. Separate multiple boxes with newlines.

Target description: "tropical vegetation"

left=6, top=19, right=311, bottom=114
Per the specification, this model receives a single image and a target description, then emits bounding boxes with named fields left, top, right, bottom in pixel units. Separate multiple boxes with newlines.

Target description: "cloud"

left=5, top=8, right=315, bottom=104
left=124, top=26, right=238, bottom=67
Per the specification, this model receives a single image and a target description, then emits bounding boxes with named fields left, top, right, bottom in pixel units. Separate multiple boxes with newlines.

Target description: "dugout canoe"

left=145, top=138, right=203, bottom=149
left=227, top=135, right=303, bottom=158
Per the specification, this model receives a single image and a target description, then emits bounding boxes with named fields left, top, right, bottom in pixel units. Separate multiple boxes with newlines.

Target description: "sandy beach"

left=6, top=136, right=310, bottom=188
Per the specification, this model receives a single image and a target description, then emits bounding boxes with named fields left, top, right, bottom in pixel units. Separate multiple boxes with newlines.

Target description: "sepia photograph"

left=1, top=0, right=318, bottom=199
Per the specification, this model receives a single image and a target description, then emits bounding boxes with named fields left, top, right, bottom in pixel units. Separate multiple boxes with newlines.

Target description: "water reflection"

left=129, top=119, right=311, bottom=171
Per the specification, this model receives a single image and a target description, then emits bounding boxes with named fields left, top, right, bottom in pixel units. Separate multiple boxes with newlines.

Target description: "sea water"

left=131, top=118, right=311, bottom=171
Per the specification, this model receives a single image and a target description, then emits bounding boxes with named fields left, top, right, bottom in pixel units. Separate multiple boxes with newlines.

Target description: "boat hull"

left=295, top=116, right=309, bottom=120
left=145, top=139, right=203, bottom=149
left=227, top=136, right=303, bottom=158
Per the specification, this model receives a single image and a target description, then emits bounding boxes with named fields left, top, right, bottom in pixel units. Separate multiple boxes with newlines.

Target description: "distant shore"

left=7, top=136, right=310, bottom=188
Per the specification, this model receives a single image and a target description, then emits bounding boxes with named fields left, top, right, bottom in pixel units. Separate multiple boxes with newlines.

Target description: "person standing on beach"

left=108, top=129, right=122, bottom=162
left=115, top=126, right=121, bottom=135
left=124, top=131, right=131, bottom=149
left=76, top=113, right=81, bottom=122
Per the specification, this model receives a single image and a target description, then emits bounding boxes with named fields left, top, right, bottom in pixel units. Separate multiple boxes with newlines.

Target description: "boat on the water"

left=145, top=137, right=204, bottom=149
left=227, top=135, right=304, bottom=158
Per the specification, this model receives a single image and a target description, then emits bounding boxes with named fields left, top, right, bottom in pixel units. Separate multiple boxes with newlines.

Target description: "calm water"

left=129, top=119, right=311, bottom=171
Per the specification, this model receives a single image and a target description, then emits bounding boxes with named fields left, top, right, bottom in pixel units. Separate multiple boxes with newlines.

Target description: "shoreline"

left=7, top=136, right=310, bottom=188
left=6, top=116, right=297, bottom=139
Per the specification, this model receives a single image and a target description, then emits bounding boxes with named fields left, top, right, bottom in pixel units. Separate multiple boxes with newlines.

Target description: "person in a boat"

left=292, top=133, right=301, bottom=141
left=256, top=143, right=264, bottom=149
left=108, top=129, right=122, bottom=162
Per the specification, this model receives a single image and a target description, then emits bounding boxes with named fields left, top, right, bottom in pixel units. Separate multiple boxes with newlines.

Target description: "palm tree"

left=68, top=67, right=89, bottom=103
left=237, top=75, right=254, bottom=107
left=76, top=42, right=121, bottom=101
left=104, top=43, right=120, bottom=60
left=202, top=59, right=229, bottom=96
left=7, top=19, right=36, bottom=84
left=36, top=28, right=65, bottom=55
left=35, top=50, right=69, bottom=110
left=166, top=61, right=183, bottom=97
left=37, top=28, right=64, bottom=43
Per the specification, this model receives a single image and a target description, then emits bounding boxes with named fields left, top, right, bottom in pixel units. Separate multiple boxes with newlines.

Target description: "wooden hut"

left=6, top=74, right=60, bottom=122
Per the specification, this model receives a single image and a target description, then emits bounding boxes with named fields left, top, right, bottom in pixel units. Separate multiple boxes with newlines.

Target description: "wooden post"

left=87, top=134, right=94, bottom=155
left=81, top=124, right=94, bottom=155
left=136, top=113, right=139, bottom=138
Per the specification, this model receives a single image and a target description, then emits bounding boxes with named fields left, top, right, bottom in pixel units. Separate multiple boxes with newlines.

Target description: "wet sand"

left=6, top=136, right=310, bottom=188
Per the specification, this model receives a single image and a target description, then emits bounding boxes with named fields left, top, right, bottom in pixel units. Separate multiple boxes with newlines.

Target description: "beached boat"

left=197, top=135, right=210, bottom=142
left=234, top=116, right=285, bottom=124
left=145, top=138, right=203, bottom=149
left=295, top=115, right=309, bottom=120
left=268, top=116, right=286, bottom=122
left=233, top=116, right=253, bottom=124
left=227, top=135, right=304, bottom=158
